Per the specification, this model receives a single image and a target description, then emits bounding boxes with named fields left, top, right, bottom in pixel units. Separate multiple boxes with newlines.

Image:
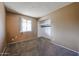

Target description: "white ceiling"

left=4, top=2, right=72, bottom=18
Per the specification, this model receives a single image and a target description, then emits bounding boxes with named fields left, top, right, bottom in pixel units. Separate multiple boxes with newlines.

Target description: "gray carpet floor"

left=4, top=37, right=78, bottom=56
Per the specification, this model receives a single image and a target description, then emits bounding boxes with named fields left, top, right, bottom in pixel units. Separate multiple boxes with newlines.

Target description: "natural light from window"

left=20, top=18, right=32, bottom=32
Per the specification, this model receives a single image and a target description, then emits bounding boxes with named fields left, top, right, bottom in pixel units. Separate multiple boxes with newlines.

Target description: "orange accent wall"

left=6, top=12, right=37, bottom=43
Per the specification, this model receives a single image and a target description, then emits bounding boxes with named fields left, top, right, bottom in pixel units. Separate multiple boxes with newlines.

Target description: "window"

left=20, top=18, right=32, bottom=32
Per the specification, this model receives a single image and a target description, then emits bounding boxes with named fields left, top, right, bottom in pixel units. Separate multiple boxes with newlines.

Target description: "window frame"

left=19, top=17, right=32, bottom=33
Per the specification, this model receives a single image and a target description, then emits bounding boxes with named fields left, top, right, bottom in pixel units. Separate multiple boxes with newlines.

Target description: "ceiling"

left=4, top=2, right=72, bottom=18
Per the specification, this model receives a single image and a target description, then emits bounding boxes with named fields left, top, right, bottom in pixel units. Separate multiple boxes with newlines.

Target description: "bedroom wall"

left=0, top=2, right=6, bottom=53
left=6, top=12, right=37, bottom=43
left=38, top=3, right=79, bottom=52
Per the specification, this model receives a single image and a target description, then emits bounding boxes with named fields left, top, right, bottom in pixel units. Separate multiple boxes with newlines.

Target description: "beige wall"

left=6, top=12, right=37, bottom=43
left=38, top=3, right=79, bottom=52
left=0, top=2, right=6, bottom=52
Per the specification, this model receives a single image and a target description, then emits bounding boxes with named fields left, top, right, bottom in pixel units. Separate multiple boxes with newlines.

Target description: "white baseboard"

left=39, top=37, right=79, bottom=54
left=8, top=38, right=38, bottom=44
left=50, top=40, right=79, bottom=54
left=1, top=47, right=7, bottom=56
